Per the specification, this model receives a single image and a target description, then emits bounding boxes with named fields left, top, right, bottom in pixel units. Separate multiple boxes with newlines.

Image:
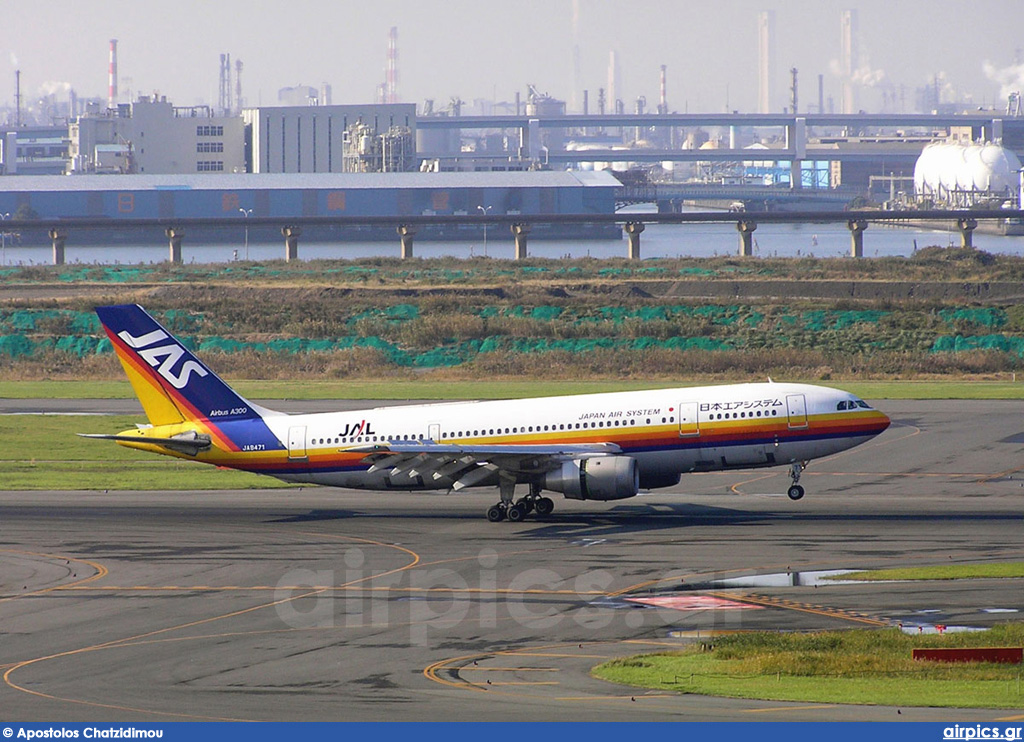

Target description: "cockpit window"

left=837, top=401, right=848, bottom=411
left=855, top=399, right=871, bottom=409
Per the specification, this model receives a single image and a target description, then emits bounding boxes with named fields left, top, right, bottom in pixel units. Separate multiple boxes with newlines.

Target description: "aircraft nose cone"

left=876, top=409, right=891, bottom=432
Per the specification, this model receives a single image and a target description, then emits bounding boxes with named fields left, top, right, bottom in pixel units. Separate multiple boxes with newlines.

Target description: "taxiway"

left=1, top=400, right=1023, bottom=721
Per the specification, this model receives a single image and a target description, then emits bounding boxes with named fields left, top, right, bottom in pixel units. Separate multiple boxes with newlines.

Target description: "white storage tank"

left=915, top=141, right=1022, bottom=202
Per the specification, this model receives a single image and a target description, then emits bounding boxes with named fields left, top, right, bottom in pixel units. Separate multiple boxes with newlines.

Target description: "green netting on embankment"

left=936, top=308, right=1006, bottom=328
left=348, top=304, right=420, bottom=324
left=931, top=334, right=1024, bottom=356
left=0, top=310, right=102, bottom=334
left=0, top=335, right=112, bottom=357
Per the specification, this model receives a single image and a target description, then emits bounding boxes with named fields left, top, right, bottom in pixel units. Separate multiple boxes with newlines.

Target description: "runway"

left=2, top=400, right=1023, bottom=721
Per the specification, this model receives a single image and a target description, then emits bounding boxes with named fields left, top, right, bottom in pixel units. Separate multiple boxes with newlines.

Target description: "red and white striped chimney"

left=108, top=39, right=118, bottom=109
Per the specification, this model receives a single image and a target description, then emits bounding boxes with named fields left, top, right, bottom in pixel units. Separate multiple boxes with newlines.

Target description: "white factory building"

left=242, top=103, right=417, bottom=174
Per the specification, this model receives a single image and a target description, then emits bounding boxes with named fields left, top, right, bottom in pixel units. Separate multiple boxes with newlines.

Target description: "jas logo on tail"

left=118, top=328, right=209, bottom=390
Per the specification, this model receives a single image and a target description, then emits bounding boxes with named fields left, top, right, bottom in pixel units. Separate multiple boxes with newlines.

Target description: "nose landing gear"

left=787, top=461, right=807, bottom=500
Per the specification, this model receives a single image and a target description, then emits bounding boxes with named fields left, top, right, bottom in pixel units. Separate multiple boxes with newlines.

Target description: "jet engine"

left=544, top=456, right=639, bottom=501
left=638, top=470, right=681, bottom=490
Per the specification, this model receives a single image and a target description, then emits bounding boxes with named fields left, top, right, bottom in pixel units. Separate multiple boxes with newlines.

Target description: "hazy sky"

left=5, top=0, right=1024, bottom=116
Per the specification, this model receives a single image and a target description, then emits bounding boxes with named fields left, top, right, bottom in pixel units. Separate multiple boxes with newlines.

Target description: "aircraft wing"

left=348, top=440, right=621, bottom=490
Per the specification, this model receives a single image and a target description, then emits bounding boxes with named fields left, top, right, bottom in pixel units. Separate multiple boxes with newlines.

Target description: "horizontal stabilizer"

left=78, top=431, right=212, bottom=456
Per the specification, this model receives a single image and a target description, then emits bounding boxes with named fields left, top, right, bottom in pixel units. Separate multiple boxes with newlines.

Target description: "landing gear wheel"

left=516, top=497, right=535, bottom=514
left=507, top=503, right=528, bottom=522
left=486, top=504, right=506, bottom=522
left=787, top=461, right=807, bottom=500
left=535, top=497, right=555, bottom=517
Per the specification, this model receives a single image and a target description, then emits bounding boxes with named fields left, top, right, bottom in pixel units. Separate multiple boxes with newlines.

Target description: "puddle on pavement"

left=897, top=623, right=988, bottom=635
left=706, top=569, right=858, bottom=588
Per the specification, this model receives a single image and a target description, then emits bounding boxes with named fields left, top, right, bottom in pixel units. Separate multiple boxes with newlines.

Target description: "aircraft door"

left=428, top=423, right=441, bottom=441
left=288, top=425, right=308, bottom=461
left=786, top=394, right=808, bottom=430
left=678, top=402, right=700, bottom=437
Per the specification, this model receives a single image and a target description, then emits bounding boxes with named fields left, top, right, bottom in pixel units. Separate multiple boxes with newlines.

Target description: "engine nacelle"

left=638, top=470, right=681, bottom=490
left=544, top=456, right=639, bottom=501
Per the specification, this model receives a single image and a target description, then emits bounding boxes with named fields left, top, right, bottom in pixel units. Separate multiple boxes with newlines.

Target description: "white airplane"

left=82, top=304, right=891, bottom=522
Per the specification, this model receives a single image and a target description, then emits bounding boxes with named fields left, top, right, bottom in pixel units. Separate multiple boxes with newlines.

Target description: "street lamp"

left=0, top=213, right=10, bottom=267
left=238, top=208, right=252, bottom=260
left=477, top=205, right=492, bottom=256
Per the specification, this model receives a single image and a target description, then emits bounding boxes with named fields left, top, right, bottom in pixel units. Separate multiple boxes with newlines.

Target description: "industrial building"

left=0, top=170, right=620, bottom=245
left=0, top=125, right=68, bottom=175
left=67, top=97, right=245, bottom=175
left=242, top=104, right=417, bottom=174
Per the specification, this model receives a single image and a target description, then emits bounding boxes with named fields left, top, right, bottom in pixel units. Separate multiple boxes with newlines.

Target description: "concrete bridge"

left=12, top=208, right=1023, bottom=264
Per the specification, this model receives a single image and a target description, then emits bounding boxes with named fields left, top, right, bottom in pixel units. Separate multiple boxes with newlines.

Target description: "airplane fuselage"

left=89, top=305, right=891, bottom=520
left=143, top=381, right=889, bottom=494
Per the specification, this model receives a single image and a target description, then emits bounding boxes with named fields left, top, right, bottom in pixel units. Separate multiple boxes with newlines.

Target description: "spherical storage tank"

left=915, top=142, right=1022, bottom=197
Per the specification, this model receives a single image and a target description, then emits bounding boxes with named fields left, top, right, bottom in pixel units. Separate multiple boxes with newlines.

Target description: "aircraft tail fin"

left=96, top=304, right=269, bottom=426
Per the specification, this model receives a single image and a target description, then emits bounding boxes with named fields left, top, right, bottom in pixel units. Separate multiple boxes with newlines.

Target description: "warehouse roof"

left=0, top=170, right=621, bottom=193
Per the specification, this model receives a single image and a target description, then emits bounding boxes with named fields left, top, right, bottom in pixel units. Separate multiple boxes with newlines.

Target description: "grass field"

left=0, top=414, right=287, bottom=490
left=831, top=563, right=1024, bottom=581
left=593, top=624, right=1024, bottom=708
left=3, top=378, right=1024, bottom=400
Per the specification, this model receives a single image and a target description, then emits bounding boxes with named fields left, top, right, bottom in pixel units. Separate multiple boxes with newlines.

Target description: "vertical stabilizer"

left=96, top=304, right=267, bottom=426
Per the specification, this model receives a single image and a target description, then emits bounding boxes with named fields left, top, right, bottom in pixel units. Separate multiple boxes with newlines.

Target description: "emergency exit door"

left=288, top=426, right=308, bottom=461
left=678, top=402, right=700, bottom=437
left=786, top=394, right=808, bottom=430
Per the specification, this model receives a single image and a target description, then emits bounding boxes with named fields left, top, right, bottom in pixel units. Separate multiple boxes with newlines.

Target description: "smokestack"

left=607, top=51, right=620, bottom=108
left=758, top=11, right=775, bottom=114
left=818, top=73, right=824, bottom=114
left=571, top=0, right=581, bottom=112
left=385, top=26, right=398, bottom=104
left=572, top=46, right=581, bottom=112
left=219, top=54, right=232, bottom=116
left=790, top=67, right=798, bottom=114
left=235, top=59, right=243, bottom=113
left=15, top=69, right=21, bottom=127
left=840, top=10, right=857, bottom=114
left=659, top=65, right=667, bottom=114
left=108, top=39, right=118, bottom=109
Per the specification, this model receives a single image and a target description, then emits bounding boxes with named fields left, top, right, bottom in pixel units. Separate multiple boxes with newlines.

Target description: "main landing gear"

left=787, top=461, right=807, bottom=500
left=486, top=481, right=554, bottom=522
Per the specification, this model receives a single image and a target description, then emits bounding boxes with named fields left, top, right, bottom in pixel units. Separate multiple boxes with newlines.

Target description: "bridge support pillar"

left=736, top=220, right=757, bottom=257
left=282, top=226, right=301, bottom=261
left=623, top=221, right=645, bottom=260
left=165, top=227, right=184, bottom=264
left=397, top=225, right=416, bottom=259
left=511, top=223, right=530, bottom=260
left=847, top=219, right=868, bottom=258
left=790, top=160, right=803, bottom=189
left=958, top=218, right=978, bottom=248
left=49, top=229, right=67, bottom=266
